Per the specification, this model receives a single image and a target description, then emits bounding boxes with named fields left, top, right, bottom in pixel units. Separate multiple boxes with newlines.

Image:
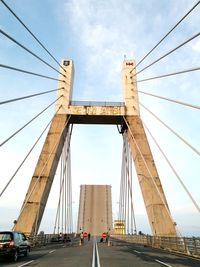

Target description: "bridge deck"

left=1, top=238, right=199, bottom=267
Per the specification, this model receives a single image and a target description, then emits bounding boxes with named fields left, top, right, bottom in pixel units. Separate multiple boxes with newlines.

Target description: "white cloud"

left=63, top=0, right=139, bottom=100
left=192, top=39, right=200, bottom=53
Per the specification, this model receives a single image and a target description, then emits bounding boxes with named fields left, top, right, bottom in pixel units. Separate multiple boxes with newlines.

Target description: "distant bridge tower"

left=77, top=185, right=113, bottom=235
left=13, top=59, right=177, bottom=237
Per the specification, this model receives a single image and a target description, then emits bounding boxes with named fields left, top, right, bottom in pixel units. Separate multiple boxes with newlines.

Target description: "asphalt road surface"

left=0, top=237, right=200, bottom=267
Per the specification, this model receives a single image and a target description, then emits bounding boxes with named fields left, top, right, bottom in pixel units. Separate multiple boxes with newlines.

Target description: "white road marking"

left=95, top=242, right=101, bottom=267
left=17, top=260, right=34, bottom=267
left=155, top=259, right=173, bottom=267
left=92, top=238, right=96, bottom=267
left=49, top=250, right=56, bottom=254
left=92, top=237, right=101, bottom=267
left=134, top=250, right=141, bottom=254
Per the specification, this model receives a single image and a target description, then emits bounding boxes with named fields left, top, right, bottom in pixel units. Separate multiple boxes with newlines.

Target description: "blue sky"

left=0, top=0, right=200, bottom=236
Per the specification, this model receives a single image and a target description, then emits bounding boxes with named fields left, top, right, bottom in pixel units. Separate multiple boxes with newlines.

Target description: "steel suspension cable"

left=142, top=120, right=200, bottom=213
left=127, top=138, right=130, bottom=234
left=131, top=0, right=200, bottom=71
left=135, top=32, right=200, bottom=76
left=53, top=124, right=73, bottom=234
left=0, top=88, right=63, bottom=105
left=55, top=151, right=63, bottom=235
left=140, top=103, right=200, bottom=157
left=60, top=146, right=65, bottom=234
left=127, top=136, right=136, bottom=234
left=62, top=125, right=73, bottom=233
left=66, top=148, right=69, bottom=233
left=65, top=141, right=69, bottom=234
left=54, top=155, right=64, bottom=235
left=66, top=139, right=70, bottom=233
left=138, top=90, right=200, bottom=110
left=123, top=133, right=137, bottom=234
left=137, top=66, right=200, bottom=83
left=129, top=145, right=134, bottom=234
left=67, top=149, right=72, bottom=233
left=126, top=136, right=130, bottom=234
left=119, top=141, right=125, bottom=223
left=62, top=150, right=65, bottom=234
left=118, top=158, right=123, bottom=222
left=126, top=137, right=130, bottom=234
left=0, top=29, right=65, bottom=77
left=69, top=151, right=73, bottom=233
left=58, top=159, right=63, bottom=234
left=18, top=115, right=71, bottom=223
left=63, top=149, right=67, bottom=234
left=68, top=151, right=72, bottom=232
left=124, top=141, right=128, bottom=233
left=119, top=146, right=123, bottom=222
left=0, top=0, right=66, bottom=73
left=119, top=134, right=136, bottom=233
left=66, top=140, right=70, bottom=233
left=0, top=106, right=61, bottom=198
left=123, top=116, right=177, bottom=232
left=120, top=154, right=125, bottom=224
left=35, top=122, right=72, bottom=235
left=0, top=96, right=62, bottom=147
left=65, top=143, right=68, bottom=234
left=122, top=139, right=126, bottom=226
left=121, top=136, right=126, bottom=230
left=0, top=64, right=65, bottom=82
left=53, top=151, right=64, bottom=235
left=66, top=148, right=72, bottom=233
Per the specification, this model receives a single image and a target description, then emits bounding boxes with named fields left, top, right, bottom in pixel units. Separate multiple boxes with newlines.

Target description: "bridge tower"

left=122, top=60, right=176, bottom=236
left=13, top=60, right=73, bottom=236
left=13, top=59, right=176, bottom=237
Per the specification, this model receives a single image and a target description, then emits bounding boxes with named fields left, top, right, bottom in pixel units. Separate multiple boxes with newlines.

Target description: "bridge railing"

left=28, top=233, right=77, bottom=247
left=70, top=101, right=125, bottom=107
left=111, top=235, right=200, bottom=258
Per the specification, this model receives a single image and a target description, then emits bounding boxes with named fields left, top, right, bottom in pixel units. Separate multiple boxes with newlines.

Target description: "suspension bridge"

left=0, top=0, right=200, bottom=266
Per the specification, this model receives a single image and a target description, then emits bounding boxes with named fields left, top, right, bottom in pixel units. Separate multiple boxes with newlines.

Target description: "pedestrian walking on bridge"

left=88, top=232, right=91, bottom=241
left=80, top=232, right=84, bottom=244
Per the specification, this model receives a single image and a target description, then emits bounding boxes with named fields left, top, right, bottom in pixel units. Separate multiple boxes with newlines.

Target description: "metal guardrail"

left=70, top=101, right=125, bottom=107
left=111, top=235, right=200, bottom=258
left=28, top=233, right=76, bottom=247
left=28, top=233, right=200, bottom=258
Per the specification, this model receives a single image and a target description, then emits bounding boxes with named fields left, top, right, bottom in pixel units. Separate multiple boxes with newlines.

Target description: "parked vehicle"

left=0, top=231, right=30, bottom=262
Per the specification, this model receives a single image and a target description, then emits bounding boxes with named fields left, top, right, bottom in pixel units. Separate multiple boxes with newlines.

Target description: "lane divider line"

left=49, top=250, right=56, bottom=254
left=92, top=237, right=101, bottom=267
left=17, top=260, right=34, bottom=267
left=92, top=238, right=96, bottom=267
left=134, top=250, right=141, bottom=254
left=155, top=259, right=173, bottom=267
left=95, top=241, right=101, bottom=267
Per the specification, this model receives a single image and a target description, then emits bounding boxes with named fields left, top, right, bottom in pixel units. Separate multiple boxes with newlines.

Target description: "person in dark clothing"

left=88, top=232, right=91, bottom=241
left=63, top=233, right=67, bottom=243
